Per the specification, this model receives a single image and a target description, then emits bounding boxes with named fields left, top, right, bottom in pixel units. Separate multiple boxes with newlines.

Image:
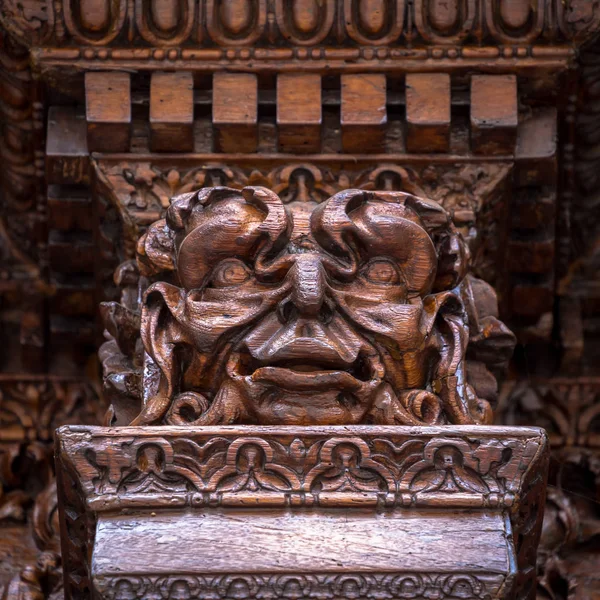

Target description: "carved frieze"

left=94, top=572, right=505, bottom=600
left=1, top=0, right=597, bottom=52
left=94, top=161, right=512, bottom=281
left=58, top=425, right=546, bottom=510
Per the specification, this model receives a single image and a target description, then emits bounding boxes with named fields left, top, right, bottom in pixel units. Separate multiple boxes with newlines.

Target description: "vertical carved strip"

left=0, top=0, right=54, bottom=44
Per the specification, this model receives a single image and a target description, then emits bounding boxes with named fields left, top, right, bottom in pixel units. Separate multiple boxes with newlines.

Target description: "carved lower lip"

left=250, top=367, right=365, bottom=391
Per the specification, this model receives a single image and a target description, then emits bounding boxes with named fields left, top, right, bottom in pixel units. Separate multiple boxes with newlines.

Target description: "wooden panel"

left=470, top=75, right=518, bottom=155
left=92, top=509, right=511, bottom=575
left=85, top=72, right=131, bottom=153
left=341, top=74, right=387, bottom=153
left=406, top=73, right=451, bottom=153
left=150, top=71, right=194, bottom=152
left=277, top=74, right=322, bottom=153
left=48, top=231, right=94, bottom=273
left=213, top=72, right=258, bottom=153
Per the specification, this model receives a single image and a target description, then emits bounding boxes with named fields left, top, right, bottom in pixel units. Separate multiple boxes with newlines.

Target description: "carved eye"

left=362, top=259, right=401, bottom=285
left=210, top=259, right=251, bottom=288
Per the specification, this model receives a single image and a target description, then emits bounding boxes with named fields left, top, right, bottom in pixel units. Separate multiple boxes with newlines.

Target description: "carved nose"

left=278, top=255, right=333, bottom=323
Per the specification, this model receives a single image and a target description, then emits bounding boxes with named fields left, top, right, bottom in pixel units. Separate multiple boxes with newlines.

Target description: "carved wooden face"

left=135, top=186, right=489, bottom=427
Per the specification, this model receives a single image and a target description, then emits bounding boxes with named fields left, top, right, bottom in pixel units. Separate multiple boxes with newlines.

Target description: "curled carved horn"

left=313, top=189, right=456, bottom=294
left=242, top=186, right=293, bottom=278
left=310, top=189, right=366, bottom=279
left=167, top=186, right=291, bottom=289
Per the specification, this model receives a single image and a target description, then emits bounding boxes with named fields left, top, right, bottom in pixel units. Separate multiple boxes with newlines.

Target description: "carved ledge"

left=56, top=424, right=549, bottom=600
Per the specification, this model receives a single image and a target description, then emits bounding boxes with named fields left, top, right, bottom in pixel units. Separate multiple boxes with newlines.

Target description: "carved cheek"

left=180, top=286, right=286, bottom=352
left=336, top=293, right=426, bottom=350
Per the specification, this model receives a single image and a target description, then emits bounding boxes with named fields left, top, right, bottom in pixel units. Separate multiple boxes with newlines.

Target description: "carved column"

left=56, top=186, right=548, bottom=600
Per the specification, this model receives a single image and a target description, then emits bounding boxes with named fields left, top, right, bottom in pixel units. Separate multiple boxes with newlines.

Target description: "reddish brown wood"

left=213, top=72, right=258, bottom=153
left=85, top=72, right=131, bottom=153
left=277, top=73, right=322, bottom=153
left=470, top=75, right=518, bottom=155
left=150, top=71, right=194, bottom=153
left=56, top=424, right=549, bottom=600
left=107, top=186, right=514, bottom=428
left=341, top=74, right=387, bottom=153
left=405, top=73, right=451, bottom=153
left=2, top=1, right=600, bottom=598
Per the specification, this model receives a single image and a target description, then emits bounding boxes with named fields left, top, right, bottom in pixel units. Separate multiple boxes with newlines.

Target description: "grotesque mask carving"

left=101, top=186, right=515, bottom=427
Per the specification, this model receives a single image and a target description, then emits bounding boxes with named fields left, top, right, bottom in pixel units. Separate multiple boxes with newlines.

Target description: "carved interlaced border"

left=94, top=572, right=506, bottom=600
left=58, top=426, right=547, bottom=512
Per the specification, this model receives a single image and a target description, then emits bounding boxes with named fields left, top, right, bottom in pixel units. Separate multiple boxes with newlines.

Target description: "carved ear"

left=131, top=282, right=191, bottom=425
left=422, top=291, right=492, bottom=425
left=311, top=189, right=364, bottom=257
left=404, top=194, right=470, bottom=291
left=136, top=219, right=176, bottom=278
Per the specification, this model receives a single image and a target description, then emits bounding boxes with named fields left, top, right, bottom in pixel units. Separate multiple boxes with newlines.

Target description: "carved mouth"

left=239, top=354, right=377, bottom=392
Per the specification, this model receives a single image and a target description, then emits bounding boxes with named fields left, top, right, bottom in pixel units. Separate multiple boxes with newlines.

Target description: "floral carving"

left=58, top=427, right=547, bottom=511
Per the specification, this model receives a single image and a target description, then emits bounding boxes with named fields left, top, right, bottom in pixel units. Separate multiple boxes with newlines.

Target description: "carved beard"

left=163, top=347, right=447, bottom=428
left=158, top=296, right=448, bottom=428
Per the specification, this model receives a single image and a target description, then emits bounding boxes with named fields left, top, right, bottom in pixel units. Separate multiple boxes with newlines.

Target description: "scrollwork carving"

left=95, top=571, right=503, bottom=600
left=58, top=426, right=547, bottom=511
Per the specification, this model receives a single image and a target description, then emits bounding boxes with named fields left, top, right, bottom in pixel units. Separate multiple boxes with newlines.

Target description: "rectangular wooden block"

left=341, top=74, right=387, bottom=153
left=470, top=75, right=518, bottom=155
left=515, top=108, right=557, bottom=186
left=57, top=425, right=548, bottom=600
left=277, top=74, right=322, bottom=153
left=213, top=72, right=258, bottom=153
left=85, top=72, right=131, bottom=153
left=406, top=73, right=450, bottom=153
left=46, top=107, right=89, bottom=184
left=47, top=185, right=92, bottom=232
left=150, top=71, right=194, bottom=152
